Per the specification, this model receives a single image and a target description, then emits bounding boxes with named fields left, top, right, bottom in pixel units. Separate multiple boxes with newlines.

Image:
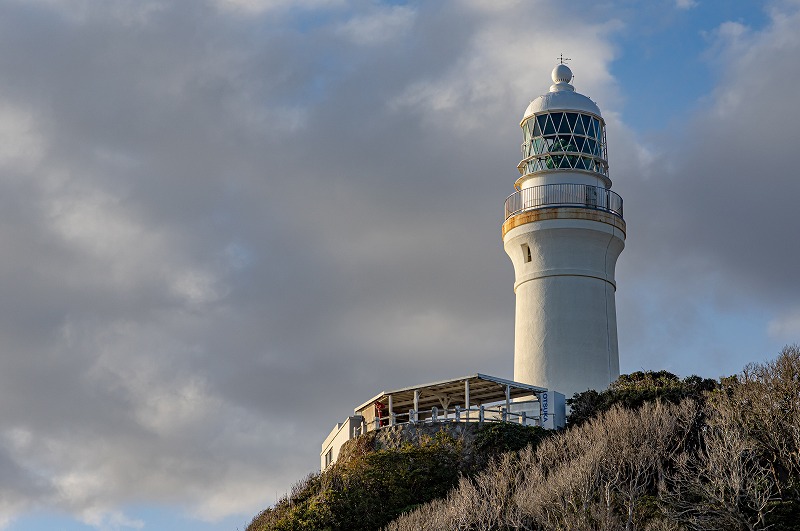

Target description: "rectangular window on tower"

left=521, top=243, right=532, bottom=263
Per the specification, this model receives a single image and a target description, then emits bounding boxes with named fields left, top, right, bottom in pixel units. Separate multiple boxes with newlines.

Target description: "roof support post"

left=413, top=389, right=420, bottom=422
left=505, top=384, right=511, bottom=422
left=388, top=394, right=394, bottom=426
left=464, top=380, right=470, bottom=421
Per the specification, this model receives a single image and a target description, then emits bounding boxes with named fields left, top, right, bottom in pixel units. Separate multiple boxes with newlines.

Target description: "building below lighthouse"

left=503, top=63, right=625, bottom=399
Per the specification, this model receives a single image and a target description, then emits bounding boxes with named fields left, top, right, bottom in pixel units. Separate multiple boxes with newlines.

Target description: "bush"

left=567, top=370, right=717, bottom=427
left=247, top=430, right=464, bottom=531
left=473, top=422, right=550, bottom=463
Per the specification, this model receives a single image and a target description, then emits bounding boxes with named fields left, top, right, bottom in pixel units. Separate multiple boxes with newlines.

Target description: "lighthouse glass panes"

left=520, top=112, right=607, bottom=176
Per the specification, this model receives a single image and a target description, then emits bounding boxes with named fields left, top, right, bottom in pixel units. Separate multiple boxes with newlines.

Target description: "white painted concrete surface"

left=320, top=415, right=363, bottom=470
left=504, top=217, right=624, bottom=398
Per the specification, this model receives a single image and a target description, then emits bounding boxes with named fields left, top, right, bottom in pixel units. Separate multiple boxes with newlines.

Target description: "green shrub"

left=473, top=422, right=550, bottom=463
left=247, top=430, right=464, bottom=531
left=567, top=371, right=717, bottom=427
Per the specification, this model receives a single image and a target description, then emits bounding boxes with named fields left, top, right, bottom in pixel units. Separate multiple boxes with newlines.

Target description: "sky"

left=1, top=0, right=799, bottom=529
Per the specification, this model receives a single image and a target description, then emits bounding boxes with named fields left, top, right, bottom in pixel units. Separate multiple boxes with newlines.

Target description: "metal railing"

left=504, top=183, right=623, bottom=220
left=354, top=405, right=541, bottom=436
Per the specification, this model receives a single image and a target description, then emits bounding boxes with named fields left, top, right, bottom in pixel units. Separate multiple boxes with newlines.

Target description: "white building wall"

left=320, top=415, right=363, bottom=470
left=517, top=169, right=608, bottom=190
left=504, top=215, right=624, bottom=399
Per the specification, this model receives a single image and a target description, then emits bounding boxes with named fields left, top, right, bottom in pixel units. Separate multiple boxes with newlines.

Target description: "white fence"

left=356, top=404, right=541, bottom=435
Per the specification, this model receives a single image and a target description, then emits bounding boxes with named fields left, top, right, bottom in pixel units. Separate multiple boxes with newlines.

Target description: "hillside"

left=247, top=423, right=548, bottom=530
left=248, top=346, right=800, bottom=531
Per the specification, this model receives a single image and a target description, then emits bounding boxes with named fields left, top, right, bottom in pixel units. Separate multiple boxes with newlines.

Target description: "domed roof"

left=522, top=64, right=601, bottom=121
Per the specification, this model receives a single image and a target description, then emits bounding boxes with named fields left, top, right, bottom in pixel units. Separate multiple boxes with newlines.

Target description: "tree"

left=567, top=371, right=717, bottom=427
left=663, top=394, right=775, bottom=530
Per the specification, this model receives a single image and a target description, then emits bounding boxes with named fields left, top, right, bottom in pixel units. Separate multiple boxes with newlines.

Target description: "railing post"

left=464, top=380, right=470, bottom=421
left=522, top=411, right=527, bottom=426
left=409, top=409, right=415, bottom=423
left=505, top=384, right=511, bottom=422
left=455, top=406, right=461, bottom=422
left=505, top=184, right=623, bottom=221
left=432, top=406, right=438, bottom=422
left=374, top=417, right=379, bottom=431
left=479, top=405, right=485, bottom=424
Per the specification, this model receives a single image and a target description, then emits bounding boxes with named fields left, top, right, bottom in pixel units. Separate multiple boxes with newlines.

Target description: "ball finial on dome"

left=552, top=64, right=573, bottom=84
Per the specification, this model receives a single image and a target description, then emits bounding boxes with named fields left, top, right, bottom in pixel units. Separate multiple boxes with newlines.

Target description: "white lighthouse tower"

left=502, top=62, right=625, bottom=399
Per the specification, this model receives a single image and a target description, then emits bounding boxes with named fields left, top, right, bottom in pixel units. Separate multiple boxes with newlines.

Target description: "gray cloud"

left=0, top=0, right=796, bottom=528
left=612, top=4, right=800, bottom=374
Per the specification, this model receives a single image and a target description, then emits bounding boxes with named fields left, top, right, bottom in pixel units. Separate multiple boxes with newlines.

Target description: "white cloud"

left=0, top=104, right=45, bottom=172
left=216, top=0, right=343, bottom=15
left=47, top=190, right=150, bottom=263
left=768, top=310, right=800, bottom=341
left=335, top=5, right=416, bottom=46
left=391, top=3, right=620, bottom=131
left=79, top=508, right=144, bottom=531
left=612, top=1, right=800, bottom=373
left=6, top=0, right=167, bottom=25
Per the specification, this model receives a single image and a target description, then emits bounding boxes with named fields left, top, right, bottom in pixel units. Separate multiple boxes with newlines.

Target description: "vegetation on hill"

left=246, top=424, right=548, bottom=531
left=247, top=346, right=800, bottom=531
left=388, top=346, right=800, bottom=531
left=566, top=370, right=717, bottom=427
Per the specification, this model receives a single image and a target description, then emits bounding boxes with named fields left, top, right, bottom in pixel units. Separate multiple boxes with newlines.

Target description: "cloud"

left=0, top=0, right=625, bottom=522
left=390, top=3, right=620, bottom=131
left=768, top=310, right=800, bottom=341
left=0, top=0, right=798, bottom=528
left=647, top=5, right=800, bottom=303
left=612, top=1, right=800, bottom=374
left=335, top=5, right=416, bottom=45
left=0, top=103, right=45, bottom=171
left=215, top=0, right=344, bottom=15
left=79, top=509, right=144, bottom=531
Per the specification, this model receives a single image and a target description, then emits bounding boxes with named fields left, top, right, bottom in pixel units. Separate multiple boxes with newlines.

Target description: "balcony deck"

left=505, top=183, right=623, bottom=221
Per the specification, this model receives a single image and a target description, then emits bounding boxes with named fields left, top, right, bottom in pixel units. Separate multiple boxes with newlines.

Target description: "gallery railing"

left=355, top=405, right=541, bottom=435
left=504, top=183, right=623, bottom=220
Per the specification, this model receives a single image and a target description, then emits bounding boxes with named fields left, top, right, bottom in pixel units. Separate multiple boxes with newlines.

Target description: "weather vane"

left=557, top=53, right=571, bottom=65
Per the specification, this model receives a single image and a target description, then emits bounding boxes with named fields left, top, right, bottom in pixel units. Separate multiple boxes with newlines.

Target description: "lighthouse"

left=502, top=63, right=626, bottom=399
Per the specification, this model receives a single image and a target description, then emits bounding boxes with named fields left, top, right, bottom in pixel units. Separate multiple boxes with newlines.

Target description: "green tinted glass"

left=574, top=115, right=585, bottom=135
left=536, top=114, right=547, bottom=133
left=566, top=113, right=578, bottom=131
left=557, top=113, right=570, bottom=134
left=543, top=115, right=555, bottom=135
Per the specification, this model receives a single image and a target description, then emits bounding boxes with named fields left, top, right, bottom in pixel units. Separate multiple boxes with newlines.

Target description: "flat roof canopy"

left=354, top=373, right=547, bottom=415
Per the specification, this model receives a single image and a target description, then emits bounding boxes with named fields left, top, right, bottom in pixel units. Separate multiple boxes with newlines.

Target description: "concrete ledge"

left=502, top=207, right=626, bottom=239
left=513, top=268, right=617, bottom=290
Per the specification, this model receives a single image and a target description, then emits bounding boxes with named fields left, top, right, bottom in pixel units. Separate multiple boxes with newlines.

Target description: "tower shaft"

left=503, top=208, right=624, bottom=397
